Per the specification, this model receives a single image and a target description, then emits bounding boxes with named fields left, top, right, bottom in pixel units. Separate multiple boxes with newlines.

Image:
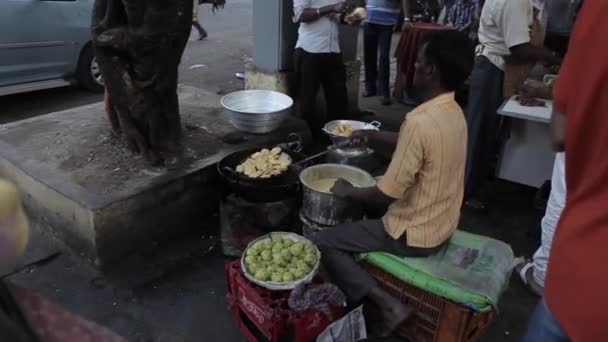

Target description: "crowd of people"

left=293, top=0, right=607, bottom=340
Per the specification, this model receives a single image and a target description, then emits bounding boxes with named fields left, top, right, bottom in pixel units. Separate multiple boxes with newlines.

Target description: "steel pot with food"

left=299, top=164, right=376, bottom=226
left=322, top=120, right=381, bottom=146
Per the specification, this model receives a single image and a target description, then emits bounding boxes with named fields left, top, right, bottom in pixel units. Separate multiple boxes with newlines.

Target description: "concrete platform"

left=0, top=85, right=310, bottom=268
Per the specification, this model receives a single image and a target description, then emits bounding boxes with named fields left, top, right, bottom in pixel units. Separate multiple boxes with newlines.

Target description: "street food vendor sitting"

left=315, top=30, right=474, bottom=336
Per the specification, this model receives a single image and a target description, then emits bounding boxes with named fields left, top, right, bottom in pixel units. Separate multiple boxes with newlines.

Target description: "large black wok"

left=218, top=148, right=309, bottom=203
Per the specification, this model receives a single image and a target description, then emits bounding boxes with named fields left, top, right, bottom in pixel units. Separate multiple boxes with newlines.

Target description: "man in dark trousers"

left=293, top=0, right=364, bottom=141
left=463, top=0, right=560, bottom=210
left=362, top=0, right=411, bottom=106
left=315, top=30, right=473, bottom=336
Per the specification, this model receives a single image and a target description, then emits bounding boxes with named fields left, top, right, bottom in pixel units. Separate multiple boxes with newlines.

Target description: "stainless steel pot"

left=299, top=164, right=376, bottom=226
left=299, top=210, right=331, bottom=240
left=221, top=90, right=293, bottom=134
left=322, top=120, right=381, bottom=146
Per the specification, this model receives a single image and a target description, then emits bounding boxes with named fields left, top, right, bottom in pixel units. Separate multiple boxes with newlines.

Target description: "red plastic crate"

left=226, top=261, right=346, bottom=342
left=363, top=262, right=495, bottom=342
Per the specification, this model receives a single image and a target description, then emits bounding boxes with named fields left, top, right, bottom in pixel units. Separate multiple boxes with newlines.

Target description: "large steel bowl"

left=300, top=164, right=376, bottom=226
left=221, top=90, right=293, bottom=134
left=241, top=232, right=320, bottom=291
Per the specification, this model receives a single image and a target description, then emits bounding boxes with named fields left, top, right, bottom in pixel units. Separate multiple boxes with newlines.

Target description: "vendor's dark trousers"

left=465, top=56, right=504, bottom=198
left=294, top=48, right=348, bottom=140
left=363, top=23, right=394, bottom=97
left=314, top=220, right=443, bottom=303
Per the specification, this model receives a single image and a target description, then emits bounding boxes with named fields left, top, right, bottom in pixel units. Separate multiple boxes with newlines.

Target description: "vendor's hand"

left=331, top=178, right=354, bottom=199
left=348, top=129, right=372, bottom=147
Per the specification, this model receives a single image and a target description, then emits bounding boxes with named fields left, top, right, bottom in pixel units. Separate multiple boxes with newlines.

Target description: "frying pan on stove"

left=218, top=148, right=311, bottom=202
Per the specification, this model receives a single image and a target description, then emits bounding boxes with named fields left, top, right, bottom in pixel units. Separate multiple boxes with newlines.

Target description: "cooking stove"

left=220, top=194, right=301, bottom=257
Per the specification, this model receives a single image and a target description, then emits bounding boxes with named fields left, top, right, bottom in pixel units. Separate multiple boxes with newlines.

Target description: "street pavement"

left=0, top=0, right=252, bottom=125
left=1, top=0, right=541, bottom=340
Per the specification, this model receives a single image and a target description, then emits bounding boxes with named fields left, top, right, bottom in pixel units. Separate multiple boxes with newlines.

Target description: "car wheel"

left=77, top=45, right=104, bottom=93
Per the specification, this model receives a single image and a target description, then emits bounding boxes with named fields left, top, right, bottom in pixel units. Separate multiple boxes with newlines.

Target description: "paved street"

left=0, top=0, right=252, bottom=125
left=1, top=1, right=542, bottom=341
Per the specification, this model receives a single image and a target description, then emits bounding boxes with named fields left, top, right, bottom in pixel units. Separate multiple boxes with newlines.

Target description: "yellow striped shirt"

left=377, top=92, right=466, bottom=248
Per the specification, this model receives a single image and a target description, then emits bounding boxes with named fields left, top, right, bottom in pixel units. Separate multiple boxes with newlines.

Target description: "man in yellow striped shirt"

left=315, top=30, right=473, bottom=336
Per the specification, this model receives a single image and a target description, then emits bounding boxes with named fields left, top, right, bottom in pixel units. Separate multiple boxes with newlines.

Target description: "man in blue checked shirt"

left=445, top=0, right=479, bottom=34
left=363, top=0, right=412, bottom=106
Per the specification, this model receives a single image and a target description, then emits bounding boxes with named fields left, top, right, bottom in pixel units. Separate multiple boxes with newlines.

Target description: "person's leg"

left=532, top=153, right=566, bottom=287
left=315, top=220, right=440, bottom=335
left=321, top=53, right=349, bottom=121
left=464, top=56, right=504, bottom=205
left=295, top=49, right=323, bottom=140
left=315, top=220, right=408, bottom=302
left=523, top=298, right=570, bottom=342
left=192, top=21, right=207, bottom=39
left=363, top=23, right=380, bottom=97
left=377, top=24, right=394, bottom=105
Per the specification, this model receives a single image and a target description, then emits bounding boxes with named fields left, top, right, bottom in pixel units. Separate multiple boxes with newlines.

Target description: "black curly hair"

left=422, top=30, right=475, bottom=91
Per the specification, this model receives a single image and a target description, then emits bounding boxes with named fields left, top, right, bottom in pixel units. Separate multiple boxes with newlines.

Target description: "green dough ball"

left=304, top=253, right=317, bottom=266
left=261, top=250, right=272, bottom=261
left=293, top=268, right=307, bottom=279
left=282, top=271, right=295, bottom=282
left=283, top=239, right=294, bottom=247
left=304, top=243, right=315, bottom=253
left=248, top=263, right=260, bottom=273
left=272, top=254, right=285, bottom=266
left=254, top=269, right=269, bottom=281
left=272, top=242, right=284, bottom=253
left=280, top=249, right=292, bottom=260
left=245, top=256, right=257, bottom=265
left=290, top=242, right=305, bottom=256
left=297, top=263, right=311, bottom=274
left=246, top=248, right=259, bottom=257
left=271, top=272, right=283, bottom=282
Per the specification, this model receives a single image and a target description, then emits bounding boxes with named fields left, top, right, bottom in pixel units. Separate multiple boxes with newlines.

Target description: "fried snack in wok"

left=236, top=147, right=292, bottom=178
left=330, top=123, right=354, bottom=137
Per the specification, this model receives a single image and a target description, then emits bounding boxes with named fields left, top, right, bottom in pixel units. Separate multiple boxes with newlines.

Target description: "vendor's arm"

left=376, top=118, right=424, bottom=201
left=502, top=0, right=561, bottom=65
left=332, top=119, right=423, bottom=209
left=331, top=180, right=395, bottom=209
left=350, top=130, right=399, bottom=159
left=294, top=0, right=344, bottom=23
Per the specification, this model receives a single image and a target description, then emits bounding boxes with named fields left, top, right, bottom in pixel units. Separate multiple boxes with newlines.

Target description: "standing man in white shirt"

left=293, top=0, right=360, bottom=141
left=464, top=0, right=560, bottom=209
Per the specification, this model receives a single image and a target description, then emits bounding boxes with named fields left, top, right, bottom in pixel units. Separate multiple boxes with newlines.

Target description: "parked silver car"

left=0, top=0, right=103, bottom=96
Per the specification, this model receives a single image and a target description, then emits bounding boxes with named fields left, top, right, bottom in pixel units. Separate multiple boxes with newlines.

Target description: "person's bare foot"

left=368, top=287, right=414, bottom=337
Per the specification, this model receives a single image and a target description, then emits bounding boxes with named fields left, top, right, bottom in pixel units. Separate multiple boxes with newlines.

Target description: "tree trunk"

left=92, top=0, right=193, bottom=165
